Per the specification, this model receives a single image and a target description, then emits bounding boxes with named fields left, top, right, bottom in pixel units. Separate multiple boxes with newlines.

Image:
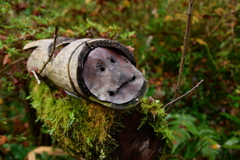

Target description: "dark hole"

left=96, top=63, right=105, bottom=72
left=132, top=76, right=136, bottom=81
left=110, top=59, right=115, bottom=63
left=109, top=91, right=115, bottom=96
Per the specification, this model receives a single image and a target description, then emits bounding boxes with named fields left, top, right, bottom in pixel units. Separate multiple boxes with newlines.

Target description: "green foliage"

left=166, top=113, right=240, bottom=160
left=220, top=112, right=240, bottom=125
left=166, top=114, right=221, bottom=159
left=223, top=137, right=240, bottom=150
left=71, top=19, right=136, bottom=40
left=2, top=144, right=35, bottom=160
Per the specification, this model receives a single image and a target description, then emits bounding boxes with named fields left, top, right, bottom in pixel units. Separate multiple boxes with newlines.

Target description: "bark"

left=111, top=110, right=166, bottom=160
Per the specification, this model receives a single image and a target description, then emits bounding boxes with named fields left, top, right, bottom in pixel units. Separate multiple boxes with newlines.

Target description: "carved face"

left=83, top=47, right=144, bottom=104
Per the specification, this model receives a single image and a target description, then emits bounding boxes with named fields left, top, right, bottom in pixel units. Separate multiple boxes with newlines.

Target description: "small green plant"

left=165, top=114, right=221, bottom=159
left=165, top=113, right=240, bottom=160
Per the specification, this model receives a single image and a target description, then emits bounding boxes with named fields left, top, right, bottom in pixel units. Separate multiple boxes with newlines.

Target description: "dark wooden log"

left=111, top=110, right=166, bottom=160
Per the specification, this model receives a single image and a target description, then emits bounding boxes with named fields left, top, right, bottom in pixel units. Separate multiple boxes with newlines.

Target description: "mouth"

left=108, top=75, right=136, bottom=97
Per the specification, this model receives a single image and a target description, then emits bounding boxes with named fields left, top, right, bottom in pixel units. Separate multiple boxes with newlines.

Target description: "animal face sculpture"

left=24, top=38, right=148, bottom=109
left=83, top=47, right=144, bottom=104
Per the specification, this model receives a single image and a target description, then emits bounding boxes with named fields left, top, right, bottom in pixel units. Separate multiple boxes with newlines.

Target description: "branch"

left=31, top=70, right=41, bottom=85
left=163, top=79, right=204, bottom=112
left=167, top=0, right=194, bottom=113
left=38, top=25, right=59, bottom=75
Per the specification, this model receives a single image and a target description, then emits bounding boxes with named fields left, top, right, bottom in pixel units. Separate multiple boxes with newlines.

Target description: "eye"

left=100, top=67, right=105, bottom=71
left=109, top=56, right=117, bottom=63
left=108, top=91, right=115, bottom=96
left=96, top=63, right=106, bottom=72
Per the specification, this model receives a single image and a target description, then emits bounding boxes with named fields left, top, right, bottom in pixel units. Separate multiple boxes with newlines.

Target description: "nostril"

left=132, top=76, right=136, bottom=81
left=109, top=91, right=115, bottom=96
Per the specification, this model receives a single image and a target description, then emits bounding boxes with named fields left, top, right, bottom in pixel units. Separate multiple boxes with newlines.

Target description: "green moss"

left=138, top=98, right=174, bottom=146
left=29, top=79, right=173, bottom=159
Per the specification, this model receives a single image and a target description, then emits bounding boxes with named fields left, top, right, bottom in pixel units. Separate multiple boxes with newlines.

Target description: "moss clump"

left=138, top=98, right=174, bottom=146
left=28, top=79, right=173, bottom=159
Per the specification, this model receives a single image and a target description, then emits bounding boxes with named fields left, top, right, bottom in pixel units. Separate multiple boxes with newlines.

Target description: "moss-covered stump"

left=28, top=79, right=173, bottom=160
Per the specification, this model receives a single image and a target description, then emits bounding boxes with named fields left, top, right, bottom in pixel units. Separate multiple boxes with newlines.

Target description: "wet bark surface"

left=111, top=110, right=166, bottom=160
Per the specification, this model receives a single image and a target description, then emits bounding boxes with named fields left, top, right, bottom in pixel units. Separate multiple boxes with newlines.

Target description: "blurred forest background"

left=0, top=0, right=240, bottom=159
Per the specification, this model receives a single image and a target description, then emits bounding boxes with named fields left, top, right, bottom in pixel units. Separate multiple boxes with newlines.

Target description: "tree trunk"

left=111, top=110, right=166, bottom=160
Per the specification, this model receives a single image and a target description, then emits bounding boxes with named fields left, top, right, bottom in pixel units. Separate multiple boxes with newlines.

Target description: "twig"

left=166, top=0, right=194, bottom=113
left=0, top=57, right=26, bottom=75
left=31, top=70, right=41, bottom=85
left=163, top=79, right=204, bottom=112
left=38, top=25, right=59, bottom=75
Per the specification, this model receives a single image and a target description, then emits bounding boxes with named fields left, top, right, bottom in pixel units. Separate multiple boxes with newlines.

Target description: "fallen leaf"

left=0, top=35, right=7, bottom=40
left=85, top=0, right=91, bottom=4
left=212, top=144, right=221, bottom=149
left=192, top=15, right=200, bottom=24
left=214, top=8, right=225, bottom=16
left=164, top=15, right=173, bottom=21
left=0, top=135, right=7, bottom=145
left=195, top=38, right=207, bottom=46
left=127, top=46, right=135, bottom=53
left=64, top=29, right=74, bottom=37
left=122, top=0, right=130, bottom=8
left=2, top=54, right=12, bottom=66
